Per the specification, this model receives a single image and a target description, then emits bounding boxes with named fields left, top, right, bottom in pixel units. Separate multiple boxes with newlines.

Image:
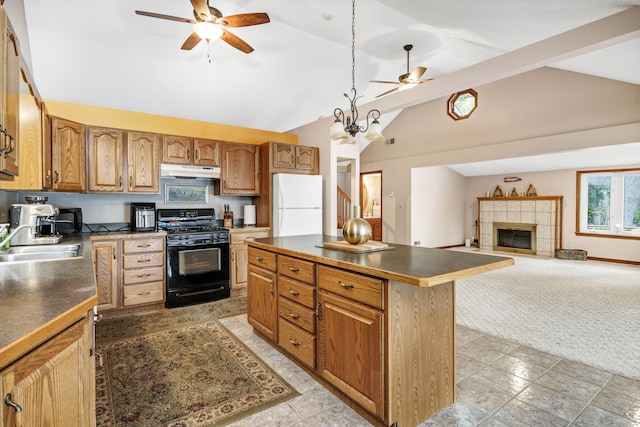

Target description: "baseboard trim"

left=587, top=256, right=640, bottom=266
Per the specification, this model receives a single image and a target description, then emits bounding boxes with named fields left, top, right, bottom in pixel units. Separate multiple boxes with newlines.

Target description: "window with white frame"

left=577, top=168, right=640, bottom=237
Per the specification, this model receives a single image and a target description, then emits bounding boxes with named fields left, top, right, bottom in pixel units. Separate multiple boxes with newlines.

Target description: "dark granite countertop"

left=248, top=234, right=514, bottom=287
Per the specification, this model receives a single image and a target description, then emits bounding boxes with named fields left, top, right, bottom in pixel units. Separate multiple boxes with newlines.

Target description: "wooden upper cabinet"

left=0, top=10, right=20, bottom=178
left=162, top=135, right=220, bottom=167
left=127, top=131, right=160, bottom=193
left=218, top=142, right=260, bottom=195
left=51, top=117, right=86, bottom=192
left=87, top=126, right=125, bottom=192
left=162, top=135, right=192, bottom=165
left=270, top=142, right=318, bottom=175
left=193, top=138, right=220, bottom=166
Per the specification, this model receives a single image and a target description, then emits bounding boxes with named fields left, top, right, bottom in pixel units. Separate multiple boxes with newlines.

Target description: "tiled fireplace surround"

left=478, top=196, right=563, bottom=257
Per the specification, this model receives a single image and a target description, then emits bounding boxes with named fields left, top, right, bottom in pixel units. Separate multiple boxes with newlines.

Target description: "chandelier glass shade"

left=330, top=0, right=385, bottom=145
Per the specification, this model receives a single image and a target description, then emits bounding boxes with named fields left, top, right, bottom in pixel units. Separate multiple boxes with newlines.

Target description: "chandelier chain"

left=351, top=0, right=356, bottom=90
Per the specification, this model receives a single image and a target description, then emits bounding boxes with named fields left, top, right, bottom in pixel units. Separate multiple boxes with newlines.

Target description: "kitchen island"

left=246, top=234, right=513, bottom=427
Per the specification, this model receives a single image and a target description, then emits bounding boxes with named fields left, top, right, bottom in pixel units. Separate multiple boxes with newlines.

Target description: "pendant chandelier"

left=330, top=0, right=385, bottom=144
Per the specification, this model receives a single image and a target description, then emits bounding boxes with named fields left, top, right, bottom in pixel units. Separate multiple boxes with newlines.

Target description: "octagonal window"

left=447, top=89, right=478, bottom=120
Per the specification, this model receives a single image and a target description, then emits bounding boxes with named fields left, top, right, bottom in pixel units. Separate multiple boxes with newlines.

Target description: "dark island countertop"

left=247, top=234, right=514, bottom=287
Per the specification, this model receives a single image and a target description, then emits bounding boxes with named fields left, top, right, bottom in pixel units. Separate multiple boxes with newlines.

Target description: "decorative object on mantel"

left=329, top=0, right=385, bottom=144
left=447, top=88, right=478, bottom=120
left=342, top=205, right=372, bottom=244
left=510, top=187, right=519, bottom=197
left=492, top=185, right=504, bottom=197
left=504, top=176, right=522, bottom=182
left=526, top=184, right=538, bottom=196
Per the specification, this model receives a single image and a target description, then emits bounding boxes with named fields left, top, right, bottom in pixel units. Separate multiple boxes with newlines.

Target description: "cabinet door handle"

left=195, top=149, right=199, bottom=160
left=187, top=148, right=190, bottom=160
left=288, top=311, right=300, bottom=320
left=289, top=288, right=300, bottom=296
left=288, top=266, right=300, bottom=272
left=338, top=281, right=355, bottom=289
left=4, top=393, right=22, bottom=427
left=54, top=170, right=60, bottom=183
left=316, top=302, right=322, bottom=320
left=270, top=281, right=275, bottom=296
left=288, top=337, right=301, bottom=346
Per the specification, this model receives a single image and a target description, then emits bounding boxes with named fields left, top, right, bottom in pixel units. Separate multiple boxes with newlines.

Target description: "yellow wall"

left=44, top=100, right=298, bottom=145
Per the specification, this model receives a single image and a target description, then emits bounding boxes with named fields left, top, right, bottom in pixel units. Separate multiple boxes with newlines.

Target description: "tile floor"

left=219, top=314, right=640, bottom=427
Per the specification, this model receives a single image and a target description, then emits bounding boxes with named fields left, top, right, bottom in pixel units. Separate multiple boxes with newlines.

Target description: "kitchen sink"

left=0, top=243, right=83, bottom=262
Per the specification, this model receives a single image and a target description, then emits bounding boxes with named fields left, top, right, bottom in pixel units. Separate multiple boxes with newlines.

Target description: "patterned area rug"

left=455, top=252, right=640, bottom=380
left=96, top=297, right=298, bottom=426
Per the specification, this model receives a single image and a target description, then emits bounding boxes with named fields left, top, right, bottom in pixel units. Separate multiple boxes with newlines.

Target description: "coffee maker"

left=130, top=202, right=156, bottom=232
left=9, top=202, right=64, bottom=245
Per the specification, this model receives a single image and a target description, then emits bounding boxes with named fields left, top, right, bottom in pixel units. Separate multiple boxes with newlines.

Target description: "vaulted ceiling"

left=21, top=0, right=640, bottom=137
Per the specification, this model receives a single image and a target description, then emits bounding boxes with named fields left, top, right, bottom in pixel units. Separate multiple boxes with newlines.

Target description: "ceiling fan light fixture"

left=194, top=21, right=223, bottom=41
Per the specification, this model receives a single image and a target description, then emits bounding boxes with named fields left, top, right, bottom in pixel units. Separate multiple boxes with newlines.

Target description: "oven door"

left=166, top=242, right=230, bottom=308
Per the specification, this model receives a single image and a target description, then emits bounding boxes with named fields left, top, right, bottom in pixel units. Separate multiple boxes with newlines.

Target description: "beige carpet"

left=455, top=252, right=640, bottom=380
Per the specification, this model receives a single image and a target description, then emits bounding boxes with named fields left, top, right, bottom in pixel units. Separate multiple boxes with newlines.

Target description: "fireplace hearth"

left=493, top=222, right=537, bottom=254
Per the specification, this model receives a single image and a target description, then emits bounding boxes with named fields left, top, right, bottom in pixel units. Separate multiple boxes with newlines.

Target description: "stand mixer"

left=9, top=197, right=64, bottom=245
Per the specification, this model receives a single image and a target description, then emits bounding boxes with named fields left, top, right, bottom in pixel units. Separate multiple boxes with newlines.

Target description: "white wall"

left=464, top=168, right=640, bottom=262
left=411, top=166, right=467, bottom=247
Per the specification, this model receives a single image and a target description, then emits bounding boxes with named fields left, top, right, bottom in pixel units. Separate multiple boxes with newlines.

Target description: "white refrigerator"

left=272, top=173, right=323, bottom=237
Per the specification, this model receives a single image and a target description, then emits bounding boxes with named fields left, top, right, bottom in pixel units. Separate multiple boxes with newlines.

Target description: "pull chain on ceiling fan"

left=135, top=0, right=270, bottom=55
left=370, top=44, right=432, bottom=98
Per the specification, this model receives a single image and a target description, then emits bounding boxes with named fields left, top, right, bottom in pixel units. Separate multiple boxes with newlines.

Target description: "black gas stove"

left=156, top=208, right=230, bottom=308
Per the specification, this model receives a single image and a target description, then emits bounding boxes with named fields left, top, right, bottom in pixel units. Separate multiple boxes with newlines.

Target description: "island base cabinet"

left=247, top=263, right=278, bottom=342
left=0, top=311, right=95, bottom=427
left=317, top=290, right=384, bottom=421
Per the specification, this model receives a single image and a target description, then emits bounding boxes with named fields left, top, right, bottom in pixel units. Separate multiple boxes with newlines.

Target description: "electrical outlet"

left=414, top=241, right=420, bottom=245
left=385, top=138, right=395, bottom=145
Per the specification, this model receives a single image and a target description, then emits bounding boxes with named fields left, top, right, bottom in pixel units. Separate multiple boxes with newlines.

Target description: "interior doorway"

left=360, top=171, right=382, bottom=241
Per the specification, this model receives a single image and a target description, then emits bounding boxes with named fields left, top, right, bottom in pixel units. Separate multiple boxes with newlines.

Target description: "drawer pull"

left=288, top=288, right=300, bottom=296
left=137, top=274, right=152, bottom=278
left=137, top=244, right=151, bottom=248
left=256, top=256, right=264, bottom=261
left=288, top=266, right=300, bottom=272
left=137, top=259, right=151, bottom=263
left=287, top=311, right=301, bottom=320
left=338, top=281, right=355, bottom=289
left=288, top=337, right=301, bottom=346
left=137, top=291, right=152, bottom=296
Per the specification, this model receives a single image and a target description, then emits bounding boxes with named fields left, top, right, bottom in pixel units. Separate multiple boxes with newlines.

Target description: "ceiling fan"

left=135, top=0, right=270, bottom=54
left=370, top=44, right=432, bottom=98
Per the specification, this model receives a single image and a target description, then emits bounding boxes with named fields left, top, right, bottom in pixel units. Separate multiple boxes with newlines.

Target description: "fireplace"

left=493, top=222, right=537, bottom=255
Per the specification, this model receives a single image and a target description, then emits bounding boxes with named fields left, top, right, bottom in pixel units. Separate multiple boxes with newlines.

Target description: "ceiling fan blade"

left=223, top=13, right=270, bottom=27
left=191, top=0, right=211, bottom=20
left=181, top=32, right=203, bottom=50
left=370, top=80, right=401, bottom=84
left=220, top=29, right=254, bottom=53
left=414, top=78, right=434, bottom=84
left=407, top=66, right=427, bottom=82
left=376, top=87, right=399, bottom=98
left=135, top=10, right=196, bottom=24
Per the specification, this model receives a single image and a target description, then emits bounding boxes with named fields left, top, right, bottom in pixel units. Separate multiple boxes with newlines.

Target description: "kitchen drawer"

left=278, top=276, right=315, bottom=309
left=123, top=252, right=164, bottom=269
left=278, top=255, right=315, bottom=284
left=123, top=266, right=164, bottom=285
left=318, top=265, right=384, bottom=309
left=279, top=297, right=315, bottom=334
left=231, top=229, right=270, bottom=245
left=248, top=247, right=277, bottom=271
left=123, top=238, right=164, bottom=254
left=123, top=282, right=164, bottom=306
left=278, top=317, right=315, bottom=369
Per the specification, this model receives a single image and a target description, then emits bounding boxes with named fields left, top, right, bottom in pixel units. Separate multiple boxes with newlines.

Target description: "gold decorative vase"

left=343, top=205, right=372, bottom=245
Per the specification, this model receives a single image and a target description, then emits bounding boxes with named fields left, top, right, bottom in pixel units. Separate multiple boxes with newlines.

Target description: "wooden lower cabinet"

left=230, top=227, right=270, bottom=296
left=247, top=246, right=456, bottom=427
left=0, top=311, right=95, bottom=427
left=92, top=234, right=166, bottom=315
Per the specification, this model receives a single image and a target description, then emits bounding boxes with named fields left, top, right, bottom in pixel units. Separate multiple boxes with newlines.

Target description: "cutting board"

left=320, top=240, right=392, bottom=253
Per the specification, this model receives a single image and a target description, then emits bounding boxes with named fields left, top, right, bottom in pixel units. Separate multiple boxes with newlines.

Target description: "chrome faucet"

left=0, top=225, right=35, bottom=250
